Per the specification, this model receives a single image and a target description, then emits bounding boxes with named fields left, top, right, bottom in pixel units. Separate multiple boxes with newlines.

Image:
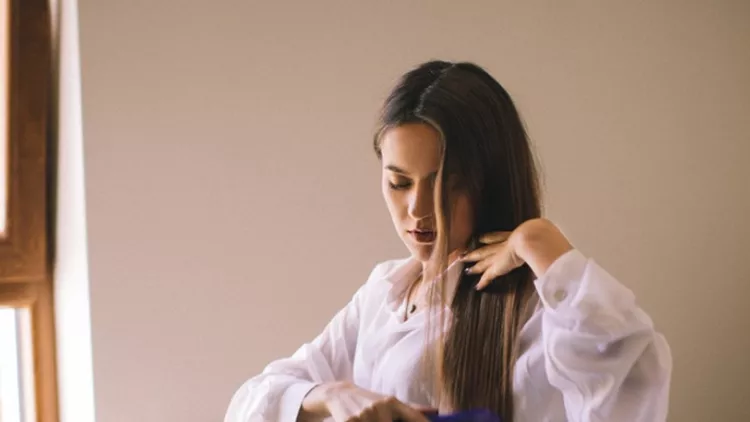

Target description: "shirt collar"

left=381, top=256, right=465, bottom=312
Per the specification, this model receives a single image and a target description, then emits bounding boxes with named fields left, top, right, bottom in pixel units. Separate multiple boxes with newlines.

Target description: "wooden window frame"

left=0, top=0, right=58, bottom=421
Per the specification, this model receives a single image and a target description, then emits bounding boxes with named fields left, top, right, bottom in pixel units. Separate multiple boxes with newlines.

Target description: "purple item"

left=425, top=409, right=502, bottom=422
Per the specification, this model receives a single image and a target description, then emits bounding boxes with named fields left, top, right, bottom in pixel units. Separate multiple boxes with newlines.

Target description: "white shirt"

left=224, top=249, right=672, bottom=422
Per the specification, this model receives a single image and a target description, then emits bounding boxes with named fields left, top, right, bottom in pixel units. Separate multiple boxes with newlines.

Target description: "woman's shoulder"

left=363, top=255, right=420, bottom=289
left=367, top=257, right=413, bottom=282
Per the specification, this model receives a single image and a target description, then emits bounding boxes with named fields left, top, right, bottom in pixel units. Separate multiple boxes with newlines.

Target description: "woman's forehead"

left=379, top=123, right=442, bottom=174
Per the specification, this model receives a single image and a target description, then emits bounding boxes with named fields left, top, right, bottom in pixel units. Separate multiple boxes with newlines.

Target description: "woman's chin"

left=407, top=239, right=471, bottom=262
left=408, top=243, right=435, bottom=263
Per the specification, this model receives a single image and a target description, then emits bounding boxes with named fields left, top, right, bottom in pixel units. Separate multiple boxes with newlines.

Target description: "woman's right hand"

left=299, top=381, right=430, bottom=422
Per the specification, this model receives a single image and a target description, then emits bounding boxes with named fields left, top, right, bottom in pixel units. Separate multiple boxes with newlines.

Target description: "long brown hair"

left=373, top=61, right=541, bottom=420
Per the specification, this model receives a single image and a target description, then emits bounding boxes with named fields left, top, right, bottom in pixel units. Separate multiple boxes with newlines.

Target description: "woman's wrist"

left=513, top=218, right=573, bottom=278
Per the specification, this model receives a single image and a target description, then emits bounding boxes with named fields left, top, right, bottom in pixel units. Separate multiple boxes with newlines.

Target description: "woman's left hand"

left=461, top=218, right=574, bottom=290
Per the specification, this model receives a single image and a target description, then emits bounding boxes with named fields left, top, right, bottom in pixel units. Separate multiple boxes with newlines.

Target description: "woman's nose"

left=408, top=183, right=433, bottom=219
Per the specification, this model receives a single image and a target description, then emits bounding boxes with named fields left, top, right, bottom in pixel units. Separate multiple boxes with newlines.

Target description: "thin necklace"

left=404, top=260, right=458, bottom=320
left=404, top=273, right=423, bottom=320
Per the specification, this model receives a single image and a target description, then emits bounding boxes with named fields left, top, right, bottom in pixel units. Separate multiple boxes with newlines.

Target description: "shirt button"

left=553, top=289, right=567, bottom=302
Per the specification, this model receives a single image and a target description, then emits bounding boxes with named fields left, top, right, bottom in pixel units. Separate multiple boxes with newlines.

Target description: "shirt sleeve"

left=224, top=265, right=382, bottom=422
left=535, top=249, right=673, bottom=422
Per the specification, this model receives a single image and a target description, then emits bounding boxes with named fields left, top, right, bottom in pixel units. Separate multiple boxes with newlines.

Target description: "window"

left=0, top=308, right=35, bottom=422
left=0, top=0, right=57, bottom=421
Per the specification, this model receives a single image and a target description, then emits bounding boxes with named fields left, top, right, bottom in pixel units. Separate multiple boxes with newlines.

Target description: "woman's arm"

left=463, top=218, right=673, bottom=421
left=534, top=249, right=672, bottom=421
left=224, top=265, right=379, bottom=422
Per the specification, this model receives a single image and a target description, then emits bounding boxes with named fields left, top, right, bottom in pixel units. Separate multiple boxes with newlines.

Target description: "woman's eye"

left=388, top=180, right=412, bottom=190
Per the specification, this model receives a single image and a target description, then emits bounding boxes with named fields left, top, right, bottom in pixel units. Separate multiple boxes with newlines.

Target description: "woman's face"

left=379, top=123, right=474, bottom=263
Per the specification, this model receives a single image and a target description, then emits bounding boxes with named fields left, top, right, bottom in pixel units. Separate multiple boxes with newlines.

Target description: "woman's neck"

left=419, top=248, right=465, bottom=281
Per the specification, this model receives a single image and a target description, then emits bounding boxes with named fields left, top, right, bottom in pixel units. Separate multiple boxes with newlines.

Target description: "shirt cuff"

left=278, top=381, right=319, bottom=422
left=533, top=248, right=588, bottom=311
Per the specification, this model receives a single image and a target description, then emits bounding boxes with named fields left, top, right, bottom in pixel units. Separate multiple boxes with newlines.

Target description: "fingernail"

left=464, top=267, right=472, bottom=274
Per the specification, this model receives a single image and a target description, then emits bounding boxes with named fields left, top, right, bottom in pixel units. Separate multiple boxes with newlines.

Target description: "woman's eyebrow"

left=385, top=164, right=439, bottom=179
left=385, top=164, right=409, bottom=174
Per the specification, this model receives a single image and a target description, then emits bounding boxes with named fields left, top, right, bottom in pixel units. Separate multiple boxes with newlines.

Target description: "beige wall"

left=78, top=1, right=750, bottom=421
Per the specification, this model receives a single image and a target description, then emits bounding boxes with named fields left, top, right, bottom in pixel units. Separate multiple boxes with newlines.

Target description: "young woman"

left=224, top=60, right=672, bottom=422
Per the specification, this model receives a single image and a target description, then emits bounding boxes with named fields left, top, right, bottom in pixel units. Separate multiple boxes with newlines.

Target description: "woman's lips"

left=409, top=229, right=436, bottom=243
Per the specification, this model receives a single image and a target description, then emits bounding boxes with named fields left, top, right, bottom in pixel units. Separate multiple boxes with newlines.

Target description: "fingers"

left=329, top=394, right=427, bottom=422
left=330, top=394, right=376, bottom=422
left=414, top=406, right=438, bottom=416
left=464, top=256, right=493, bottom=275
left=461, top=232, right=525, bottom=290
left=479, top=231, right=512, bottom=244
left=327, top=398, right=348, bottom=421
left=461, top=231, right=512, bottom=262
left=476, top=263, right=502, bottom=290
left=461, top=242, right=503, bottom=263
left=373, top=405, right=392, bottom=422
left=474, top=245, right=524, bottom=290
